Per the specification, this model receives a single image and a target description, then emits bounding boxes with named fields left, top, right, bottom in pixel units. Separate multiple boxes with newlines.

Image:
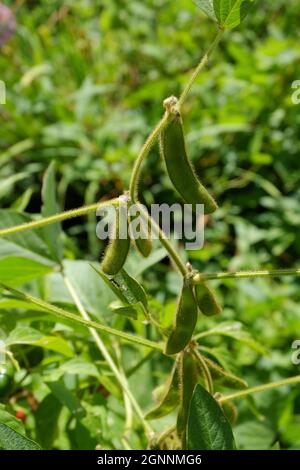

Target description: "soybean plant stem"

left=137, top=203, right=188, bottom=277
left=63, top=276, right=153, bottom=438
left=129, top=112, right=170, bottom=202
left=193, top=268, right=300, bottom=283
left=0, top=283, right=163, bottom=352
left=0, top=199, right=121, bottom=238
left=178, top=28, right=224, bottom=107
left=128, top=29, right=224, bottom=275
left=129, top=29, right=224, bottom=203
left=192, top=350, right=214, bottom=394
left=219, top=375, right=300, bottom=404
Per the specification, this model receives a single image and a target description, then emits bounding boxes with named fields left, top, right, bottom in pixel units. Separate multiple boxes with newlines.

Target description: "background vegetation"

left=0, top=0, right=300, bottom=449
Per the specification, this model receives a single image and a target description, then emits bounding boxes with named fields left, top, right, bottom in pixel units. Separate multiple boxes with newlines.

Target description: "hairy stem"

left=129, top=112, right=170, bottom=201
left=192, top=350, right=214, bottom=394
left=0, top=283, right=163, bottom=352
left=137, top=203, right=188, bottom=276
left=0, top=199, right=121, bottom=238
left=63, top=276, right=153, bottom=438
left=129, top=28, right=224, bottom=205
left=219, top=375, right=300, bottom=404
left=178, top=28, right=224, bottom=106
left=193, top=268, right=300, bottom=283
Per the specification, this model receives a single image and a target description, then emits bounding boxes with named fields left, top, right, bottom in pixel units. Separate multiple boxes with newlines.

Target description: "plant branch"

left=219, top=375, right=300, bottom=404
left=137, top=203, right=188, bottom=276
left=63, top=275, right=153, bottom=438
left=192, top=349, right=214, bottom=394
left=129, top=28, right=224, bottom=204
left=178, top=28, right=224, bottom=107
left=193, top=268, right=300, bottom=283
left=0, top=284, right=163, bottom=352
left=129, top=112, right=170, bottom=202
left=0, top=199, right=121, bottom=238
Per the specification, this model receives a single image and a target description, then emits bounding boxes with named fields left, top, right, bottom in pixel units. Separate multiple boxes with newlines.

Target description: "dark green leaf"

left=194, top=0, right=218, bottom=22
left=46, top=380, right=86, bottom=419
left=187, top=384, right=235, bottom=450
left=213, top=0, right=254, bottom=29
left=41, top=161, right=63, bottom=262
left=35, top=395, right=62, bottom=449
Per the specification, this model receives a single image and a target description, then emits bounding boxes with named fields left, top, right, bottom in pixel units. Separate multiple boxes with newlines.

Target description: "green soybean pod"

left=200, top=355, right=248, bottom=390
left=145, top=363, right=179, bottom=420
left=165, top=281, right=198, bottom=355
left=134, top=234, right=152, bottom=258
left=160, top=114, right=217, bottom=214
left=101, top=205, right=130, bottom=276
left=129, top=208, right=152, bottom=258
left=221, top=401, right=238, bottom=426
left=194, top=281, right=222, bottom=316
left=177, top=351, right=200, bottom=446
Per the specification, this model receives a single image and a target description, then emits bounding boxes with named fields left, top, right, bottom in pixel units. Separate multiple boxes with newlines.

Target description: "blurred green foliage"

left=0, top=0, right=300, bottom=450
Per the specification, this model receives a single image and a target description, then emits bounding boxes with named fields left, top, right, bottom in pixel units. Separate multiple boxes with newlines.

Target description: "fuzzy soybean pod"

left=177, top=351, right=200, bottom=446
left=194, top=281, right=222, bottom=316
left=160, top=114, right=217, bottom=214
left=165, top=280, right=198, bottom=355
left=128, top=206, right=152, bottom=258
left=145, top=362, right=179, bottom=420
left=101, top=204, right=130, bottom=276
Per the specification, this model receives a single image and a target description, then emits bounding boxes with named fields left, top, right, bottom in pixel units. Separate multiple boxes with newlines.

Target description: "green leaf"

left=35, top=394, right=62, bottom=449
left=91, top=265, right=129, bottom=304
left=41, top=161, right=63, bottom=262
left=194, top=0, right=218, bottom=22
left=213, top=0, right=254, bottom=29
left=0, top=256, right=53, bottom=286
left=0, top=172, right=30, bottom=200
left=109, top=300, right=139, bottom=319
left=0, top=210, right=56, bottom=262
left=60, top=357, right=99, bottom=378
left=0, top=410, right=41, bottom=450
left=201, top=354, right=248, bottom=389
left=187, top=384, right=235, bottom=450
left=198, top=321, right=267, bottom=354
left=145, top=364, right=179, bottom=420
left=46, top=261, right=116, bottom=319
left=0, top=409, right=25, bottom=436
left=93, top=266, right=148, bottom=317
left=234, top=421, right=276, bottom=450
left=46, top=380, right=86, bottom=418
left=6, top=326, right=74, bottom=357
left=119, top=269, right=148, bottom=309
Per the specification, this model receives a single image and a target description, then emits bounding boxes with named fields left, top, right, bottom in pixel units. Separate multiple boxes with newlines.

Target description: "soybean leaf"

left=145, top=364, right=179, bottom=420
left=0, top=210, right=56, bottom=262
left=0, top=172, right=30, bottom=200
left=187, top=384, right=235, bottom=450
left=46, top=260, right=116, bottom=319
left=194, top=0, right=218, bottom=22
left=213, top=0, right=254, bottom=29
left=0, top=410, right=41, bottom=450
left=201, top=354, right=248, bottom=389
left=41, top=161, right=63, bottom=262
left=91, top=265, right=129, bottom=304
left=109, top=301, right=140, bottom=320
left=119, top=269, right=148, bottom=309
left=46, top=380, right=85, bottom=419
left=234, top=421, right=276, bottom=450
left=0, top=409, right=25, bottom=436
left=35, top=394, right=62, bottom=450
left=197, top=321, right=267, bottom=354
left=60, top=358, right=99, bottom=378
left=5, top=326, right=73, bottom=357
left=0, top=256, right=53, bottom=286
left=0, top=424, right=41, bottom=450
